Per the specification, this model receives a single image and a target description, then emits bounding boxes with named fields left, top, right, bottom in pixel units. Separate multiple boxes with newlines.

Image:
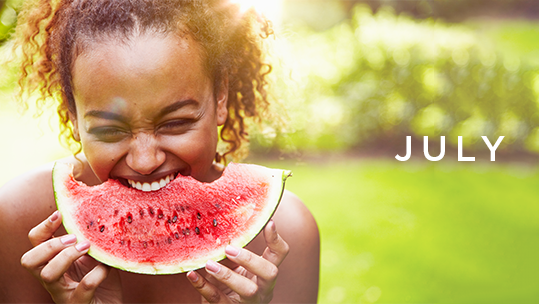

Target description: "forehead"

left=71, top=33, right=212, bottom=115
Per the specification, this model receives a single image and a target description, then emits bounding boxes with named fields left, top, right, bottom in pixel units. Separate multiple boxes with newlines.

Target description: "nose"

left=125, top=132, right=166, bottom=175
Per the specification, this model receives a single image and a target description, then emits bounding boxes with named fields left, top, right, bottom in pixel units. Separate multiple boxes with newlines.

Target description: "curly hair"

left=15, top=0, right=274, bottom=162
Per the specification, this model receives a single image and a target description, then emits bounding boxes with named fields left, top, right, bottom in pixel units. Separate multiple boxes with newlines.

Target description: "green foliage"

left=268, top=159, right=539, bottom=303
left=253, top=6, right=539, bottom=155
left=0, top=0, right=22, bottom=45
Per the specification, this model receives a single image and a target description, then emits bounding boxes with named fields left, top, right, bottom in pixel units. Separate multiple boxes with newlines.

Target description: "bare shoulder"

left=0, top=162, right=58, bottom=302
left=273, top=190, right=319, bottom=246
left=0, top=162, right=57, bottom=233
left=271, top=190, right=320, bottom=303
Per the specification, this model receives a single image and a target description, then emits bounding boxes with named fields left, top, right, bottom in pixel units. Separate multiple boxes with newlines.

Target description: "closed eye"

left=157, top=119, right=193, bottom=133
left=88, top=127, right=130, bottom=142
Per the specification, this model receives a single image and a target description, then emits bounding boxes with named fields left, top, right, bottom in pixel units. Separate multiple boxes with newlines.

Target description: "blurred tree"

left=341, top=0, right=539, bottom=21
left=252, top=5, right=539, bottom=158
left=0, top=0, right=23, bottom=45
left=284, top=0, right=539, bottom=26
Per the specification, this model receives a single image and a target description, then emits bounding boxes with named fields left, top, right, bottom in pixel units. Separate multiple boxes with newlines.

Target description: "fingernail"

left=269, top=219, right=276, bottom=233
left=75, top=240, right=90, bottom=252
left=49, top=211, right=59, bottom=223
left=60, top=234, right=77, bottom=245
left=206, top=260, right=221, bottom=274
left=225, top=245, right=240, bottom=258
left=187, top=271, right=199, bottom=282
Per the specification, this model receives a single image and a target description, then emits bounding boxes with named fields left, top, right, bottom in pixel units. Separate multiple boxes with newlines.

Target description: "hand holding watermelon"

left=187, top=220, right=289, bottom=303
left=21, top=211, right=123, bottom=304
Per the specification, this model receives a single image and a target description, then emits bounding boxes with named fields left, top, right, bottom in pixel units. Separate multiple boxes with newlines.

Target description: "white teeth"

left=127, top=173, right=177, bottom=192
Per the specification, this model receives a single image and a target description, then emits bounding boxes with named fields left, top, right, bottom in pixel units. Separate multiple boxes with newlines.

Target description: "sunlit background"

left=1, top=0, right=539, bottom=303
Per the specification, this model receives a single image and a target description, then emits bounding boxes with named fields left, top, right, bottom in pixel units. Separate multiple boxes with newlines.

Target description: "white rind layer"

left=52, top=162, right=291, bottom=275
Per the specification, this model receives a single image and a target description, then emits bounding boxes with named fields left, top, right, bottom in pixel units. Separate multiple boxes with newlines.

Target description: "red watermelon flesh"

left=53, top=162, right=291, bottom=275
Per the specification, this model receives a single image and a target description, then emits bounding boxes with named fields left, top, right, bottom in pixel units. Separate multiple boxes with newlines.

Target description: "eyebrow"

left=84, top=110, right=126, bottom=122
left=158, top=99, right=199, bottom=118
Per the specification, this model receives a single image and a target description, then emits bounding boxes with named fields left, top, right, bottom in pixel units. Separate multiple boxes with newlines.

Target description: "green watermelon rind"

left=52, top=162, right=291, bottom=275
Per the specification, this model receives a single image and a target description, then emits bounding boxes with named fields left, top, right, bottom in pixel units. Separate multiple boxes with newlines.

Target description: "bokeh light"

left=229, top=0, right=283, bottom=26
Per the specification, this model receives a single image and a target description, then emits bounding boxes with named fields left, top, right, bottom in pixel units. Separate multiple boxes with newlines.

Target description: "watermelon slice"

left=52, top=162, right=291, bottom=275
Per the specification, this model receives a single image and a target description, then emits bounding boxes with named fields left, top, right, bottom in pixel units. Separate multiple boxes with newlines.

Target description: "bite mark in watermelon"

left=52, top=162, right=291, bottom=275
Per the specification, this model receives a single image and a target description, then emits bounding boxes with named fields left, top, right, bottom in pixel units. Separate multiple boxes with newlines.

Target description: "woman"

left=0, top=0, right=319, bottom=302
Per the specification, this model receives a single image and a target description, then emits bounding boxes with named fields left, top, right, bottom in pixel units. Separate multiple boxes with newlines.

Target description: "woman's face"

left=71, top=33, right=228, bottom=187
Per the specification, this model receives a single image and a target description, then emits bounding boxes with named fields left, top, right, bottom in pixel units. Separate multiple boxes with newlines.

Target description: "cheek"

left=163, top=126, right=218, bottom=164
left=81, top=139, right=127, bottom=181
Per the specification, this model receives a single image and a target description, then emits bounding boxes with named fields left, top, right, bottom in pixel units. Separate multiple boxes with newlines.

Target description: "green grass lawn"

left=258, top=160, right=539, bottom=303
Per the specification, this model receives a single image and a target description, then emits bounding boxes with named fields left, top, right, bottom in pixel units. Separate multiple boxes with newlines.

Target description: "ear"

left=215, top=73, right=229, bottom=126
left=69, top=112, right=81, bottom=142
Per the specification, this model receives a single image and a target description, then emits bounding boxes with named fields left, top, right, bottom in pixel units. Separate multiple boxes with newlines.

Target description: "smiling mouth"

left=127, top=173, right=177, bottom=192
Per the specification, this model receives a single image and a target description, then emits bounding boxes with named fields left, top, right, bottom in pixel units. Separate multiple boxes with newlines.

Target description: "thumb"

left=72, top=264, right=120, bottom=303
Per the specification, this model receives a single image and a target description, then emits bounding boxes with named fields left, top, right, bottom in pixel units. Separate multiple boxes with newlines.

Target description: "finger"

left=225, top=245, right=278, bottom=293
left=187, top=270, right=232, bottom=304
left=28, top=211, right=62, bottom=247
left=262, top=220, right=289, bottom=266
left=20, top=234, right=78, bottom=277
left=39, top=241, right=90, bottom=290
left=72, top=264, right=112, bottom=304
left=205, top=260, right=260, bottom=302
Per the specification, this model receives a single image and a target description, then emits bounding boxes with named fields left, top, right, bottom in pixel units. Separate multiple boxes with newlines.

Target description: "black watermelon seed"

left=213, top=219, right=217, bottom=227
left=180, top=206, right=185, bottom=212
left=89, top=221, right=94, bottom=226
left=195, top=227, right=200, bottom=234
left=86, top=225, right=89, bottom=229
left=140, top=209, right=144, bottom=217
left=174, top=232, right=180, bottom=239
left=149, top=207, right=155, bottom=216
left=167, top=237, right=172, bottom=244
left=215, top=203, right=221, bottom=209
left=120, top=240, right=124, bottom=245
left=197, top=212, right=201, bottom=220
left=185, top=228, right=190, bottom=236
left=127, top=215, right=132, bottom=223
left=158, top=209, right=164, bottom=219
left=143, top=241, right=147, bottom=248
left=172, top=215, right=178, bottom=223
left=100, top=225, right=105, bottom=232
left=167, top=219, right=172, bottom=224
